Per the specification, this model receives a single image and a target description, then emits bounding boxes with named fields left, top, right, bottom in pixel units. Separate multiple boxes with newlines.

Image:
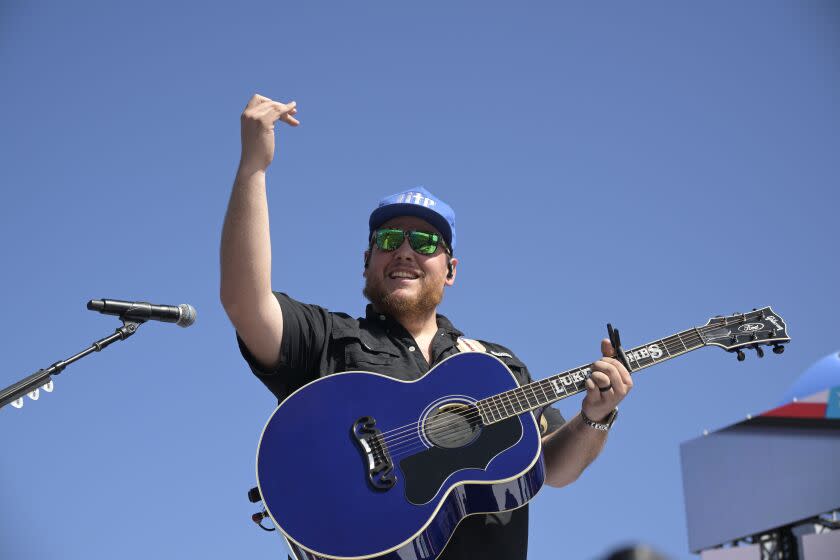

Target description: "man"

left=221, top=94, right=633, bottom=559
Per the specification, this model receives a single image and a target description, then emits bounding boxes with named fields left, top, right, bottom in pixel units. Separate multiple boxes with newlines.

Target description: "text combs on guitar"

left=701, top=307, right=790, bottom=362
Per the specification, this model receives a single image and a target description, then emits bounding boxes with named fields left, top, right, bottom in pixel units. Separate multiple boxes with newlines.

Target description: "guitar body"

left=254, top=306, right=792, bottom=559
left=256, top=352, right=545, bottom=560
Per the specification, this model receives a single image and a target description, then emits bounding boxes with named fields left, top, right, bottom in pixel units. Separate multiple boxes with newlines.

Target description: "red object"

left=761, top=402, right=827, bottom=419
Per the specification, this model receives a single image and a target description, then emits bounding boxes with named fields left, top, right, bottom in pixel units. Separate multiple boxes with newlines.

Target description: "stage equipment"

left=0, top=298, right=196, bottom=410
left=87, top=298, right=196, bottom=327
left=681, top=353, right=840, bottom=559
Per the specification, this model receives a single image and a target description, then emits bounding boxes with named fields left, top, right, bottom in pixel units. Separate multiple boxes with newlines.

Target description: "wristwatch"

left=580, top=408, right=618, bottom=431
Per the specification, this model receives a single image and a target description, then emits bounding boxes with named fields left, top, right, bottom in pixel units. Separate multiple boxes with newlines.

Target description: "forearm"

left=220, top=167, right=274, bottom=317
left=221, top=95, right=298, bottom=319
left=541, top=413, right=607, bottom=488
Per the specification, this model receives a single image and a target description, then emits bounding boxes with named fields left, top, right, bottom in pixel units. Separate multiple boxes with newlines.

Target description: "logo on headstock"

left=738, top=323, right=764, bottom=333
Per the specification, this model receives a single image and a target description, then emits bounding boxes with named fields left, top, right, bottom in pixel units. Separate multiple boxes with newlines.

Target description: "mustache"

left=363, top=272, right=444, bottom=317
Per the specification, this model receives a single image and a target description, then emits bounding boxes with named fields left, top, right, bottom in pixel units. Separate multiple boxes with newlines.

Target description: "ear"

left=445, top=257, right=458, bottom=286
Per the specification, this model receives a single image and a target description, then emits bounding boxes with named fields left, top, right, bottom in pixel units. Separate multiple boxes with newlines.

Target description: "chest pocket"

left=332, top=325, right=401, bottom=373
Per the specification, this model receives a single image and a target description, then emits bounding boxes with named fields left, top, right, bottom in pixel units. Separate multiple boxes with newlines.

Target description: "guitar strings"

left=370, top=317, right=772, bottom=456
left=388, top=333, right=781, bottom=458
left=383, top=332, right=707, bottom=458
left=386, top=335, right=775, bottom=458
left=379, top=331, right=706, bottom=454
left=399, top=313, right=764, bottom=441
left=378, top=334, right=707, bottom=455
left=376, top=325, right=711, bottom=445
left=377, top=326, right=716, bottom=453
left=386, top=330, right=778, bottom=460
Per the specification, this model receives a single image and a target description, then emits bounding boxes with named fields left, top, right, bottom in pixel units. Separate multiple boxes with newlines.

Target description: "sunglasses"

left=373, top=228, right=445, bottom=255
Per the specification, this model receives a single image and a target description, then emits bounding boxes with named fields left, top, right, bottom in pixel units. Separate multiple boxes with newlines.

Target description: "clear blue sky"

left=1, top=1, right=838, bottom=558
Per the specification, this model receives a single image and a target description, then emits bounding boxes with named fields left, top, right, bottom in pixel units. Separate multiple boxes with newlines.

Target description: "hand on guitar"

left=582, top=339, right=633, bottom=422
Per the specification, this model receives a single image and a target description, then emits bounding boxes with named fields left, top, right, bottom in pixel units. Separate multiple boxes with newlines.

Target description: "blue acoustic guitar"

left=255, top=308, right=789, bottom=560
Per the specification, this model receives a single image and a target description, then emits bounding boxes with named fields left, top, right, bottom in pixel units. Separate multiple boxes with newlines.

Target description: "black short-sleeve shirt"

left=238, top=292, right=565, bottom=560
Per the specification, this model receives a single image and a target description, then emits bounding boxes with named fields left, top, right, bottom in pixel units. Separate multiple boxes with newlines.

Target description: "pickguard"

left=399, top=416, right=523, bottom=505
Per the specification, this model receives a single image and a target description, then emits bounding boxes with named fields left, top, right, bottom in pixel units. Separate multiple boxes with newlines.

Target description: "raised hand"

left=239, top=94, right=299, bottom=176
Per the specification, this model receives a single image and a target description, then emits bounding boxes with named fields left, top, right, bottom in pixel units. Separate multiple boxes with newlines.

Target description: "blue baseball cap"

left=369, top=187, right=456, bottom=250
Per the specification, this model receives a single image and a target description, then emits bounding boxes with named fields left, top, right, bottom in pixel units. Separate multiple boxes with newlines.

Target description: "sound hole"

left=424, top=403, right=482, bottom=449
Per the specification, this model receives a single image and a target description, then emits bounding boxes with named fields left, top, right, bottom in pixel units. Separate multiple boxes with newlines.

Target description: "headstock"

left=700, top=307, right=790, bottom=361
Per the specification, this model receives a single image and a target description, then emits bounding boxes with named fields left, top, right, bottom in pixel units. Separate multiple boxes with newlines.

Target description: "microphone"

left=87, top=299, right=197, bottom=328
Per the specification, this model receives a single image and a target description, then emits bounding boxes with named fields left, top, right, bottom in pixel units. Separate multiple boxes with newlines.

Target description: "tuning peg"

left=772, top=344, right=785, bottom=355
left=734, top=349, right=746, bottom=361
left=752, top=345, right=764, bottom=358
left=11, top=397, right=24, bottom=409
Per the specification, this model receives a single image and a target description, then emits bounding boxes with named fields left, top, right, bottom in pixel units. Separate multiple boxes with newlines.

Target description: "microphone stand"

left=0, top=317, right=145, bottom=410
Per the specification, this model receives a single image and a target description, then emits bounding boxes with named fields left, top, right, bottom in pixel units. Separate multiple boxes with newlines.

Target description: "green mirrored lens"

left=409, top=231, right=439, bottom=254
left=375, top=229, right=440, bottom=254
left=376, top=229, right=405, bottom=251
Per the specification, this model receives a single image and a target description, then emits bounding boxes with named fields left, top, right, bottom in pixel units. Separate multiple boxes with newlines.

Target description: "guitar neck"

left=476, top=328, right=706, bottom=425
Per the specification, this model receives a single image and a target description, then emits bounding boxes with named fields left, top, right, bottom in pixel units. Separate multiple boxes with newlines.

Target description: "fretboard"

left=476, top=328, right=706, bottom=425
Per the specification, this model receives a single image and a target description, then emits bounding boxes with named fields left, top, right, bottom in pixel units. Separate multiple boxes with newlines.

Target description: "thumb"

left=601, top=338, right=614, bottom=358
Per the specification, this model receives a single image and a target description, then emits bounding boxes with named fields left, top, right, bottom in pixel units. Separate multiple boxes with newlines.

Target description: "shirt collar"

left=364, top=304, right=463, bottom=338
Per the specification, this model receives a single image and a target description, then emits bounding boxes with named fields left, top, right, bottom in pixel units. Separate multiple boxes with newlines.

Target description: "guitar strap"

left=455, top=337, right=551, bottom=435
left=455, top=336, right=486, bottom=353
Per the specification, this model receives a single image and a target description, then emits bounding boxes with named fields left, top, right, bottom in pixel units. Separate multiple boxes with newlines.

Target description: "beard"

left=363, top=274, right=445, bottom=319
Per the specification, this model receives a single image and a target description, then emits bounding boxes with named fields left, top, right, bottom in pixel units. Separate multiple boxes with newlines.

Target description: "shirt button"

left=408, top=346, right=416, bottom=352
left=379, top=315, right=386, bottom=321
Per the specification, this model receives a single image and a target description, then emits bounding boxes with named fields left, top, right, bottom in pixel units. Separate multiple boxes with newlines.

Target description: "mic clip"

left=90, top=318, right=144, bottom=354
left=109, top=318, right=145, bottom=346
